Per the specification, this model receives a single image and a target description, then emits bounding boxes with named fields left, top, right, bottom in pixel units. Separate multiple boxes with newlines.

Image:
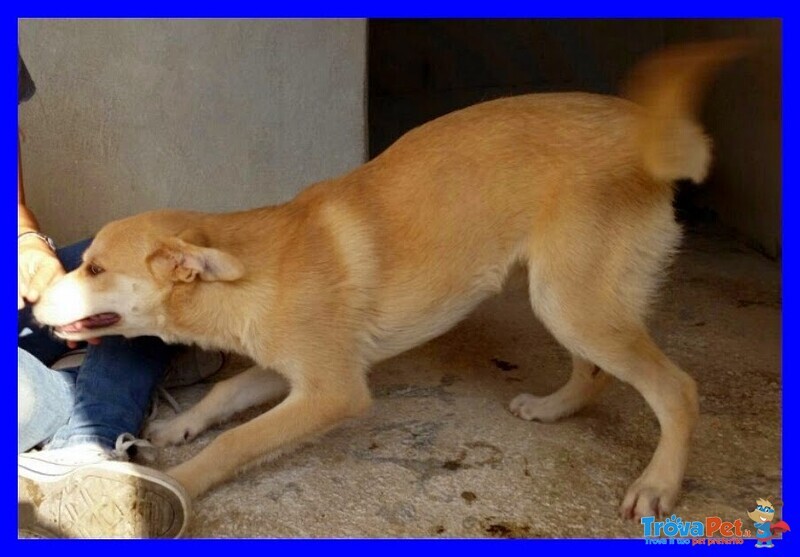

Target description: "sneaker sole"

left=19, top=460, right=190, bottom=539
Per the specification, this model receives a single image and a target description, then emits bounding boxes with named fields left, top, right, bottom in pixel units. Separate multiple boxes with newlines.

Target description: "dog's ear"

left=147, top=237, right=244, bottom=283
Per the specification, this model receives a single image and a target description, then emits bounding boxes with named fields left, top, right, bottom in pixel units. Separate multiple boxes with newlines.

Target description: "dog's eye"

left=88, top=263, right=105, bottom=276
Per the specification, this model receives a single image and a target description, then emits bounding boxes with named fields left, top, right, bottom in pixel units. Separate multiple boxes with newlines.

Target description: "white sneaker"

left=18, top=437, right=190, bottom=539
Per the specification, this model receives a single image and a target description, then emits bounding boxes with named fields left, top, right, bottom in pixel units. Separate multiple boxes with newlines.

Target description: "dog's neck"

left=158, top=205, right=298, bottom=365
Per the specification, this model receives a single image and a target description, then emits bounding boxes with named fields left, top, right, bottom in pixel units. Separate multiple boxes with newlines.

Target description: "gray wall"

left=19, top=19, right=367, bottom=245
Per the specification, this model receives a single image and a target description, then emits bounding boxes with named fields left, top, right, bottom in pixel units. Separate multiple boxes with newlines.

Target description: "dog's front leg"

left=145, top=366, right=290, bottom=447
left=166, top=360, right=372, bottom=498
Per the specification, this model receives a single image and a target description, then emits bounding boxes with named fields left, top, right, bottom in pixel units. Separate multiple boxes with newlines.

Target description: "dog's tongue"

left=56, top=313, right=121, bottom=333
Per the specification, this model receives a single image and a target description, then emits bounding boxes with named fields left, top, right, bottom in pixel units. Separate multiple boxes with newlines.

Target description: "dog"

left=34, top=40, right=748, bottom=521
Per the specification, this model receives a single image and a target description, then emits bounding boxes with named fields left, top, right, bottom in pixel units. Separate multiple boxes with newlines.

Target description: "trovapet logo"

left=641, top=498, right=790, bottom=547
left=641, top=515, right=745, bottom=546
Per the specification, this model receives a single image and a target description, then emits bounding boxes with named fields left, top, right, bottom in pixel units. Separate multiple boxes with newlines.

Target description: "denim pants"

left=18, top=238, right=175, bottom=453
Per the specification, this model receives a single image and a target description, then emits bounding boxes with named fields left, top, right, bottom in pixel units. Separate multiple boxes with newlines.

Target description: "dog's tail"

left=622, top=39, right=751, bottom=184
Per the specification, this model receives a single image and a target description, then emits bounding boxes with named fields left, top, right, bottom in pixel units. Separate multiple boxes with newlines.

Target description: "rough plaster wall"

left=19, top=19, right=367, bottom=245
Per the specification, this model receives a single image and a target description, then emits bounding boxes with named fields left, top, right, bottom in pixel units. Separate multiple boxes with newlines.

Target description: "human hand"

left=18, top=235, right=103, bottom=347
left=18, top=235, right=64, bottom=310
left=67, top=338, right=102, bottom=349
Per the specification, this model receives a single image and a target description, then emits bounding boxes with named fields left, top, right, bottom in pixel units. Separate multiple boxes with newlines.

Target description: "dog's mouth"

left=54, top=312, right=121, bottom=334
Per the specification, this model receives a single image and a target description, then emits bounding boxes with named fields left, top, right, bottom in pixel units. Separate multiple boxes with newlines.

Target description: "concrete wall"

left=19, top=19, right=367, bottom=245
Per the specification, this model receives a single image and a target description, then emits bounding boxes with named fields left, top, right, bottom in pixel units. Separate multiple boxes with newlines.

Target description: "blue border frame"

left=6, top=4, right=794, bottom=555
left=780, top=8, right=795, bottom=557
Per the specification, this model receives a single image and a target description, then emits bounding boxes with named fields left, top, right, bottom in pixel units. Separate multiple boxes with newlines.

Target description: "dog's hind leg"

left=509, top=355, right=611, bottom=422
left=144, top=366, right=289, bottom=447
left=524, top=185, right=694, bottom=519
left=526, top=231, right=695, bottom=516
left=587, top=330, right=697, bottom=521
left=531, top=283, right=698, bottom=520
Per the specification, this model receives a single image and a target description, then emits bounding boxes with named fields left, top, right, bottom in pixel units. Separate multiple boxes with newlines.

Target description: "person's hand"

left=18, top=236, right=103, bottom=347
left=67, top=337, right=101, bottom=349
left=18, top=235, right=64, bottom=309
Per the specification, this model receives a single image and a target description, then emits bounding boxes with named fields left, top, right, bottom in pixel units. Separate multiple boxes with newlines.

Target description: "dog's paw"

left=620, top=478, right=679, bottom=521
left=144, top=415, right=201, bottom=447
left=509, top=393, right=564, bottom=423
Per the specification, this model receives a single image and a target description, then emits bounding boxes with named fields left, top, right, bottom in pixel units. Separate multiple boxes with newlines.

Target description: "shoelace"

left=147, top=386, right=183, bottom=422
left=114, top=432, right=157, bottom=463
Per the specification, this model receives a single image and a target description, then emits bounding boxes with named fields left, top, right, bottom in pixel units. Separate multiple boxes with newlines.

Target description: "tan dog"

left=34, top=40, right=747, bottom=520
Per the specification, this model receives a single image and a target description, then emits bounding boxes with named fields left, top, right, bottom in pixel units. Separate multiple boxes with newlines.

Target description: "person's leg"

left=47, top=335, right=174, bottom=450
left=18, top=339, right=190, bottom=538
left=18, top=348, right=76, bottom=453
left=18, top=335, right=190, bottom=539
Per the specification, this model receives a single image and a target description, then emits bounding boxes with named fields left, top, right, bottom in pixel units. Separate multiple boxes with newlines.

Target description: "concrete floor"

left=150, top=224, right=781, bottom=538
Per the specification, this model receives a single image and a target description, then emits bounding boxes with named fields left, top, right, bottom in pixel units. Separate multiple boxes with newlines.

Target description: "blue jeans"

left=18, top=238, right=175, bottom=453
